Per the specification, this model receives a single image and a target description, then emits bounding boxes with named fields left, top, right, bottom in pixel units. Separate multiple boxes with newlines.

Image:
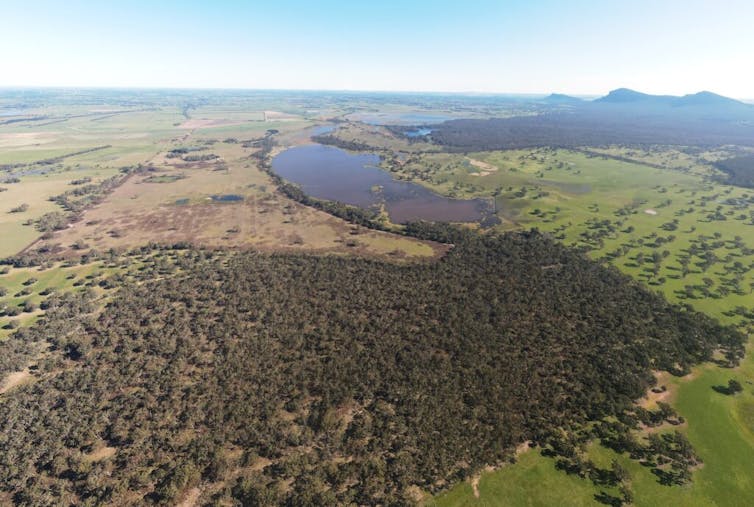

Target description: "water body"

left=309, top=125, right=335, bottom=136
left=211, top=194, right=243, bottom=202
left=404, top=127, right=433, bottom=138
left=357, top=113, right=455, bottom=125
left=272, top=144, right=488, bottom=223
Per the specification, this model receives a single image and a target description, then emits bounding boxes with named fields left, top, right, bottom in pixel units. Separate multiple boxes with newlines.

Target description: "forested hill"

left=0, top=227, right=744, bottom=505
left=428, top=111, right=754, bottom=150
left=427, top=89, right=754, bottom=150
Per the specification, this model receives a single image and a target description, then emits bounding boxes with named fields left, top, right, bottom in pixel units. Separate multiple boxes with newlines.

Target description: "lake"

left=272, top=144, right=489, bottom=223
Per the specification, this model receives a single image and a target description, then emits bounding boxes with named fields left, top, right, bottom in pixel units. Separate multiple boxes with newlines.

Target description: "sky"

left=2, top=0, right=753, bottom=98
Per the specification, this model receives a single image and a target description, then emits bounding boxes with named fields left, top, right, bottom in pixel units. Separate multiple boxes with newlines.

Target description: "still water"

left=272, top=144, right=488, bottom=223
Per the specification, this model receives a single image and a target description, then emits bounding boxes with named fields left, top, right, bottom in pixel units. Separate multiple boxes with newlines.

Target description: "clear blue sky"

left=3, top=0, right=753, bottom=97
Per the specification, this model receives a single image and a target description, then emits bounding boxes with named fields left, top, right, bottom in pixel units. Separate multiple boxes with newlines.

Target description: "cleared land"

left=22, top=140, right=440, bottom=261
left=1, top=104, right=441, bottom=263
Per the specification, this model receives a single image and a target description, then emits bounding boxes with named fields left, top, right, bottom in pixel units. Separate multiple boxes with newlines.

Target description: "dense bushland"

left=714, top=155, right=754, bottom=188
left=0, top=228, right=744, bottom=505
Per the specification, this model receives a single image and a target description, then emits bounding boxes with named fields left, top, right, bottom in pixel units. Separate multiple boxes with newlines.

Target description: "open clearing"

left=2, top=104, right=440, bottom=263
left=0, top=369, right=32, bottom=394
left=25, top=140, right=441, bottom=261
left=0, top=168, right=121, bottom=257
left=178, top=119, right=245, bottom=129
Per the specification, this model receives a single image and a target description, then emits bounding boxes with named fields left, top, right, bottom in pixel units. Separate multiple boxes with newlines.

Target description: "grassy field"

left=0, top=168, right=121, bottom=257
left=24, top=138, right=440, bottom=262
left=0, top=261, right=107, bottom=340
left=1, top=103, right=441, bottom=263
left=430, top=451, right=603, bottom=507
left=432, top=351, right=754, bottom=506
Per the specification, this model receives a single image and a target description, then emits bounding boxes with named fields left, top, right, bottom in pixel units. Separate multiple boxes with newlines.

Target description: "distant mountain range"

left=434, top=88, right=754, bottom=150
left=595, top=88, right=749, bottom=109
left=543, top=93, right=586, bottom=105
left=544, top=88, right=750, bottom=110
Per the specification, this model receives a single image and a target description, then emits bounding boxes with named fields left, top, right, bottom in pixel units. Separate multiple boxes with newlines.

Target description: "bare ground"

left=0, top=369, right=32, bottom=394
left=24, top=143, right=445, bottom=262
left=176, top=487, right=201, bottom=507
left=467, top=157, right=498, bottom=177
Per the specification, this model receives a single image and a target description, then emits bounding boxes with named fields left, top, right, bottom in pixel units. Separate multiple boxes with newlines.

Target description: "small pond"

left=309, top=125, right=335, bottom=136
left=404, top=127, right=433, bottom=138
left=211, top=194, right=243, bottom=202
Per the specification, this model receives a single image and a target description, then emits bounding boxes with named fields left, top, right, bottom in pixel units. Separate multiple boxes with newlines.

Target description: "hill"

left=595, top=88, right=750, bottom=110
left=678, top=90, right=747, bottom=108
left=427, top=89, right=754, bottom=150
left=595, top=88, right=676, bottom=104
left=543, top=93, right=584, bottom=105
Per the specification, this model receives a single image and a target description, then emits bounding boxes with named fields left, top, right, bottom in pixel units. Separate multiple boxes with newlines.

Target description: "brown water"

left=272, top=144, right=488, bottom=223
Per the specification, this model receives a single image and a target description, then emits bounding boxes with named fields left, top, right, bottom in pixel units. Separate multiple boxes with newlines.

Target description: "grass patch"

left=431, top=451, right=602, bottom=507
left=142, top=173, right=187, bottom=183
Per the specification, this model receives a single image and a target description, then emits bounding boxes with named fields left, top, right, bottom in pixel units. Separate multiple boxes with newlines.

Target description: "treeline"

left=0, top=166, right=148, bottom=265
left=714, top=154, right=754, bottom=188
left=276, top=181, right=390, bottom=230
left=182, top=153, right=219, bottom=162
left=0, top=227, right=743, bottom=505
left=166, top=146, right=207, bottom=158
left=1, top=145, right=111, bottom=172
left=425, top=111, right=754, bottom=151
left=35, top=145, right=112, bottom=166
left=32, top=166, right=146, bottom=234
left=311, top=134, right=380, bottom=153
left=49, top=173, right=128, bottom=213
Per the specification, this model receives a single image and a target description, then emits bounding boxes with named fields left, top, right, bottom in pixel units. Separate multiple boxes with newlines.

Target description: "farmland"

left=0, top=96, right=442, bottom=266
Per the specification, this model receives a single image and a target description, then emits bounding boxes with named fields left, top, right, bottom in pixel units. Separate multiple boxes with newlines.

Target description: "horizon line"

left=0, top=85, right=752, bottom=103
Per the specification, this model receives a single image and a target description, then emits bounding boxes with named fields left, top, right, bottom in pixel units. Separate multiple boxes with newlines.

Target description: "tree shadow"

left=594, top=491, right=624, bottom=506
